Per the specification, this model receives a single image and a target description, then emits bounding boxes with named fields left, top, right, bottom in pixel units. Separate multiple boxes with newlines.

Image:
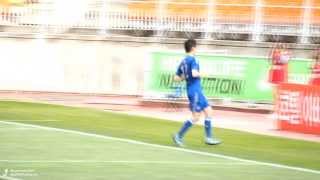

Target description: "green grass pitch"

left=0, top=101, right=319, bottom=180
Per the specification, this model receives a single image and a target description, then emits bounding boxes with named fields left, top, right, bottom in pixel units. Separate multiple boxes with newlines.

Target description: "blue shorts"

left=187, top=91, right=209, bottom=112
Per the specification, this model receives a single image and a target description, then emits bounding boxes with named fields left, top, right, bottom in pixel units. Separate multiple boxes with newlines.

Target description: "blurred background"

left=0, top=0, right=319, bottom=43
left=0, top=0, right=319, bottom=96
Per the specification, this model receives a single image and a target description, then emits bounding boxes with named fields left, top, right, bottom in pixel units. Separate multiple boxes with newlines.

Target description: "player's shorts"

left=187, top=91, right=209, bottom=112
left=268, top=65, right=288, bottom=85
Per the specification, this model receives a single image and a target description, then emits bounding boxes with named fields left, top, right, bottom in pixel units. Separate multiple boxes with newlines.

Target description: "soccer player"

left=172, top=39, right=221, bottom=147
left=268, top=43, right=289, bottom=85
left=310, top=47, right=320, bottom=86
left=268, top=43, right=290, bottom=105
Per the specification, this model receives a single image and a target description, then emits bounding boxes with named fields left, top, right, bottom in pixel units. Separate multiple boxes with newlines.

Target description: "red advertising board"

left=276, top=83, right=320, bottom=135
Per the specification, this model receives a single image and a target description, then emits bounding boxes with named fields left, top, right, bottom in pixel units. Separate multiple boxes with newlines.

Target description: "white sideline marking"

left=0, top=127, right=35, bottom=131
left=0, top=120, right=320, bottom=175
left=0, top=176, right=22, bottom=180
left=0, top=160, right=252, bottom=166
left=3, top=120, right=59, bottom=122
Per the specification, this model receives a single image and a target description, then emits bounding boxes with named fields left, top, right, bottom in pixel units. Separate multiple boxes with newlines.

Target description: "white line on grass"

left=0, top=127, right=35, bottom=131
left=3, top=120, right=60, bottom=122
left=0, top=160, right=253, bottom=166
left=0, top=175, right=22, bottom=180
left=0, top=120, right=320, bottom=175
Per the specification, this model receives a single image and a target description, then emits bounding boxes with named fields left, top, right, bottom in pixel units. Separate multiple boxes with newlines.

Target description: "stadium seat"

left=215, top=5, right=255, bottom=23
left=128, top=0, right=307, bottom=25
left=167, top=2, right=207, bottom=17
left=261, top=0, right=304, bottom=25
left=311, top=8, right=320, bottom=25
left=263, top=0, right=303, bottom=6
left=311, top=1, right=320, bottom=25
left=214, top=0, right=255, bottom=24
left=215, top=0, right=255, bottom=4
left=128, top=0, right=157, bottom=14
left=262, top=7, right=303, bottom=25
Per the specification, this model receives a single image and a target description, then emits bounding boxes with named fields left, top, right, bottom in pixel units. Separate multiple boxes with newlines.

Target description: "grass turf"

left=0, top=100, right=319, bottom=175
left=1, top=122, right=319, bottom=180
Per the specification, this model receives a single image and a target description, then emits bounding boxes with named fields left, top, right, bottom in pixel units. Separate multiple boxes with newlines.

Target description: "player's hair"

left=184, top=39, right=197, bottom=53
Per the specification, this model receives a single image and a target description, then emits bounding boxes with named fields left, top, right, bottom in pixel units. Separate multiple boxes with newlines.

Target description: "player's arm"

left=174, top=68, right=185, bottom=82
left=174, top=74, right=185, bottom=82
left=174, top=64, right=185, bottom=82
left=192, top=69, right=201, bottom=78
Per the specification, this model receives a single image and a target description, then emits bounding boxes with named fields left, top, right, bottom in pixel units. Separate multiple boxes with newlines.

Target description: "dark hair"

left=184, top=39, right=196, bottom=53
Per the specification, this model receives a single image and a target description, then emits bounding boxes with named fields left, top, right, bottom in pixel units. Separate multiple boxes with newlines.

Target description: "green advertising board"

left=145, top=51, right=312, bottom=102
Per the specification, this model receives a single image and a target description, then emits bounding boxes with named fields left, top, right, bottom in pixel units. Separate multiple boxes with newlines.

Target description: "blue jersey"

left=176, top=55, right=202, bottom=93
left=176, top=55, right=209, bottom=112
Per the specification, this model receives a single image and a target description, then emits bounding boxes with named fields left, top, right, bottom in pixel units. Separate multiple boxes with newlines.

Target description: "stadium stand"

left=263, top=0, right=303, bottom=6
left=262, top=6, right=303, bottom=25
left=311, top=7, right=320, bottom=25
left=0, top=0, right=319, bottom=43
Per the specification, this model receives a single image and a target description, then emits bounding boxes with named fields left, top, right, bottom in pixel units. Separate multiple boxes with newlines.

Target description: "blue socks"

left=204, top=118, right=212, bottom=138
left=177, top=120, right=193, bottom=139
left=177, top=118, right=213, bottom=139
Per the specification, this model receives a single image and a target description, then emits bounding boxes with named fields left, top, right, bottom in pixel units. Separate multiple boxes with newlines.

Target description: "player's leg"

left=200, top=93, right=221, bottom=145
left=203, top=106, right=221, bottom=145
left=173, top=94, right=201, bottom=147
left=203, top=106, right=213, bottom=139
left=173, top=111, right=201, bottom=147
left=198, top=93, right=213, bottom=139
